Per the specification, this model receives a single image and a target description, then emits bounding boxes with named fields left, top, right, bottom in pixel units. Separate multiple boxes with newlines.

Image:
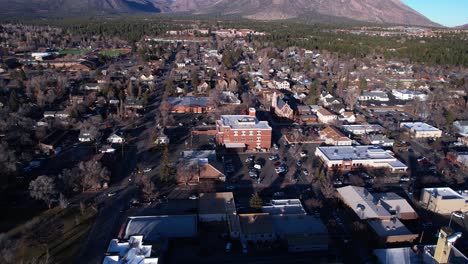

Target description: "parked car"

left=189, top=194, right=198, bottom=200
left=245, top=156, right=254, bottom=163
left=143, top=167, right=152, bottom=173
left=269, top=154, right=279, bottom=161
left=302, top=169, right=309, bottom=176
left=300, top=151, right=308, bottom=157
left=254, top=164, right=262, bottom=170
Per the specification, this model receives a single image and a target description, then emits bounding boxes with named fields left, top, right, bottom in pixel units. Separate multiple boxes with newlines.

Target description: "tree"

left=29, top=175, right=57, bottom=208
left=359, top=78, right=368, bottom=91
left=77, top=160, right=110, bottom=192
left=445, top=110, right=455, bottom=127
left=191, top=71, right=199, bottom=89
left=159, top=146, right=172, bottom=183
left=8, top=90, right=19, bottom=112
left=135, top=174, right=156, bottom=200
left=249, top=193, right=263, bottom=209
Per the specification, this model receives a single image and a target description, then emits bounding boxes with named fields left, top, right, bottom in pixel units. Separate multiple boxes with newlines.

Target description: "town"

left=0, top=15, right=467, bottom=264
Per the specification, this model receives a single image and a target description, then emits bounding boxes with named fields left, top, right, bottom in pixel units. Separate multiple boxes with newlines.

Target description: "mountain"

left=0, top=0, right=440, bottom=27
left=454, top=24, right=468, bottom=30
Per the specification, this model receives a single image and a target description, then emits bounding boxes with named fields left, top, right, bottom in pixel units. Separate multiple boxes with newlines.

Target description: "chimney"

left=249, top=108, right=256, bottom=117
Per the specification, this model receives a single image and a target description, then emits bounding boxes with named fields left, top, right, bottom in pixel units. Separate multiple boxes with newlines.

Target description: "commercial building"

left=167, top=96, right=210, bottom=113
left=198, top=192, right=235, bottom=222
left=315, top=146, right=408, bottom=173
left=216, top=108, right=272, bottom=151
left=400, top=122, right=442, bottom=139
left=420, top=188, right=468, bottom=215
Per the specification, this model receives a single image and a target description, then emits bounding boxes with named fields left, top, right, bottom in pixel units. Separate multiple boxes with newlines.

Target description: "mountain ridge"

left=0, top=0, right=441, bottom=27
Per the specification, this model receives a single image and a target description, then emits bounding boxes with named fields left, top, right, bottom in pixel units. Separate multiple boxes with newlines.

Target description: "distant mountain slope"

left=0, top=0, right=441, bottom=27
left=455, top=24, right=468, bottom=30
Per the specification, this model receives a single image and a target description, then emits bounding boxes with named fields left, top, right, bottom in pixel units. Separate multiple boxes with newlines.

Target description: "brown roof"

left=317, top=108, right=334, bottom=116
left=319, top=126, right=351, bottom=142
left=239, top=213, right=273, bottom=235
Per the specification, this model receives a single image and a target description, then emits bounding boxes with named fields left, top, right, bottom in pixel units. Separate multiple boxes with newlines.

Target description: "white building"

left=107, top=133, right=125, bottom=144
left=454, top=121, right=468, bottom=136
left=103, top=235, right=158, bottom=264
left=359, top=91, right=389, bottom=102
left=400, top=122, right=442, bottom=139
left=315, top=146, right=407, bottom=173
left=392, top=90, right=427, bottom=101
left=274, top=80, right=291, bottom=90
left=316, top=108, right=337, bottom=124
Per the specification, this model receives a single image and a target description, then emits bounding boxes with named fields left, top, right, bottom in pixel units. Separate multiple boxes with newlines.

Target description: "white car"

left=143, top=168, right=152, bottom=173
left=254, top=164, right=262, bottom=170
left=300, top=151, right=308, bottom=157
left=189, top=194, right=198, bottom=200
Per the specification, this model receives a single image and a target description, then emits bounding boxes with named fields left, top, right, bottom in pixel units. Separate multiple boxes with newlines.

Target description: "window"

left=249, top=131, right=254, bottom=136
left=241, top=131, right=246, bottom=136
left=257, top=137, right=261, bottom=141
left=257, top=131, right=262, bottom=135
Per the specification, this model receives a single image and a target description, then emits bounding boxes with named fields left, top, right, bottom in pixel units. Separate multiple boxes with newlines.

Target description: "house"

left=198, top=192, right=235, bottom=222
left=154, top=129, right=169, bottom=145
left=82, top=83, right=102, bottom=91
left=359, top=91, right=389, bottom=101
left=176, top=62, right=186, bottom=68
left=167, top=97, right=210, bottom=113
left=365, top=134, right=395, bottom=147
left=216, top=108, right=272, bottom=151
left=400, top=122, right=442, bottom=139
left=180, top=151, right=226, bottom=183
left=420, top=187, right=468, bottom=215
left=79, top=131, right=94, bottom=142
left=107, top=133, right=125, bottom=144
left=319, top=126, right=352, bottom=146
left=196, top=81, right=209, bottom=94
left=319, top=92, right=340, bottom=106
left=316, top=108, right=337, bottom=124
left=315, top=146, right=408, bottom=173
left=220, top=91, right=241, bottom=105
left=271, top=92, right=294, bottom=119
left=103, top=235, right=158, bottom=264
left=339, top=112, right=356, bottom=123
left=140, top=74, right=155, bottom=82
left=343, top=124, right=385, bottom=135
left=454, top=121, right=468, bottom=136
left=274, top=79, right=291, bottom=90
left=392, top=90, right=427, bottom=101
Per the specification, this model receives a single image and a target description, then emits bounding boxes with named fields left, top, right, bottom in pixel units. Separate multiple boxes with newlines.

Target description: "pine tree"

left=160, top=146, right=172, bottom=182
left=249, top=193, right=263, bottom=210
left=9, top=90, right=19, bottom=112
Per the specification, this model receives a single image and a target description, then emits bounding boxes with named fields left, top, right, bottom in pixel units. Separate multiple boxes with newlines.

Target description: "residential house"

left=365, top=134, right=395, bottom=147
left=359, top=91, right=389, bottom=101
left=271, top=92, right=294, bottom=119
left=315, top=146, right=408, bottom=173
left=167, top=97, right=210, bottom=113
left=220, top=91, right=241, bottom=105
left=196, top=81, right=209, bottom=94
left=297, top=105, right=317, bottom=124
left=154, top=129, right=169, bottom=145
left=216, top=109, right=272, bottom=151
left=319, top=92, right=341, bottom=106
left=319, top=126, right=352, bottom=146
left=274, top=79, right=291, bottom=90
left=316, top=108, right=337, bottom=124
left=454, top=121, right=468, bottom=136
left=107, top=133, right=125, bottom=144
left=400, top=122, right=442, bottom=139
left=339, top=112, right=356, bottom=123
left=420, top=187, right=468, bottom=215
left=79, top=131, right=94, bottom=142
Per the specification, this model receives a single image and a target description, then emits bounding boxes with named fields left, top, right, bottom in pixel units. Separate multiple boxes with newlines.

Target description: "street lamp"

left=448, top=211, right=465, bottom=228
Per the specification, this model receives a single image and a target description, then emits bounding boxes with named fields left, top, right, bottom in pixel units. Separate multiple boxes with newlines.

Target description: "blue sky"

left=402, top=0, right=468, bottom=27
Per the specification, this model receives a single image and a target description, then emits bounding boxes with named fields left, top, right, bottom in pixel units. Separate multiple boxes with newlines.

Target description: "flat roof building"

left=315, top=146, right=407, bottom=172
left=420, top=188, right=468, bottom=215
left=216, top=108, right=272, bottom=151
left=123, top=215, right=198, bottom=241
left=198, top=192, right=235, bottom=222
left=262, top=199, right=307, bottom=216
left=343, top=124, right=385, bottom=135
left=103, top=235, right=158, bottom=264
left=400, top=122, right=442, bottom=139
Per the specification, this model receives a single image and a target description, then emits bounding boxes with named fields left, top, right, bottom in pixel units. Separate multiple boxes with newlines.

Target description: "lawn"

left=98, top=49, right=130, bottom=57
left=2, top=205, right=97, bottom=263
left=58, top=49, right=91, bottom=55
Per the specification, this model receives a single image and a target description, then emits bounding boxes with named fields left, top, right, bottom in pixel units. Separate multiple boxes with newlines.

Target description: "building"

left=337, top=186, right=418, bottom=244
left=420, top=187, right=468, bottom=215
left=365, top=134, right=395, bottom=147
left=392, top=90, right=427, bottom=101
left=198, top=192, right=235, bottom=222
left=238, top=213, right=275, bottom=243
left=316, top=108, right=337, bottom=124
left=107, top=133, right=125, bottom=144
left=274, top=79, right=291, bottom=90
left=319, top=126, right=353, bottom=146
left=343, top=124, right=385, bottom=135
left=271, top=92, right=294, bottom=119
left=103, top=235, right=158, bottom=264
left=359, top=91, right=389, bottom=101
left=261, top=199, right=306, bottom=216
left=400, top=122, right=442, bottom=139
left=447, top=152, right=468, bottom=168
left=122, top=215, right=198, bottom=242
left=167, top=97, right=210, bottom=113
left=315, top=146, right=407, bottom=173
left=179, top=151, right=225, bottom=183
left=216, top=108, right=272, bottom=151
left=339, top=111, right=357, bottom=123
left=453, top=121, right=468, bottom=136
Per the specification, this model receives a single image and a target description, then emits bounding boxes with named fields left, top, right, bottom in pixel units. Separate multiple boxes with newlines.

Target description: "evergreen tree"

left=249, top=193, right=263, bottom=210
left=159, top=146, right=172, bottom=183
left=9, top=90, right=19, bottom=112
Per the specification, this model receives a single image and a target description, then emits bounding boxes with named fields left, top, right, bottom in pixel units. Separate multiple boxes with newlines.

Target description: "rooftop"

left=343, top=124, right=385, bottom=133
left=238, top=213, right=274, bottom=235
left=373, top=193, right=417, bottom=217
left=400, top=122, right=441, bottom=132
left=123, top=215, right=198, bottom=241
left=271, top=215, right=327, bottom=236
left=368, top=218, right=414, bottom=237
left=423, top=187, right=468, bottom=200
left=198, top=192, right=235, bottom=215
left=103, top=235, right=158, bottom=264
left=262, top=199, right=306, bottom=216
left=336, top=186, right=392, bottom=220
left=219, top=115, right=271, bottom=130
left=317, top=146, right=397, bottom=161
left=167, top=96, right=209, bottom=107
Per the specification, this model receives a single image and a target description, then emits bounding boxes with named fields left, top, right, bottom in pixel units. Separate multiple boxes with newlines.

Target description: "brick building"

left=216, top=108, right=272, bottom=151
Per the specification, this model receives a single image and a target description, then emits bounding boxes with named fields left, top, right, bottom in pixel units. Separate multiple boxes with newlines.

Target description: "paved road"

left=76, top=51, right=176, bottom=263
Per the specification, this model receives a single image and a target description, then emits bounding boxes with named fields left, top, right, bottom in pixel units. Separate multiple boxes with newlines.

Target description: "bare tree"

left=176, top=163, right=198, bottom=185
left=135, top=174, right=156, bottom=200
left=29, top=175, right=57, bottom=208
left=77, top=160, right=110, bottom=192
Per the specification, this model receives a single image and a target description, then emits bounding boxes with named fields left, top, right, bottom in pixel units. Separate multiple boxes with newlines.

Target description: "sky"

left=401, top=0, right=468, bottom=27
